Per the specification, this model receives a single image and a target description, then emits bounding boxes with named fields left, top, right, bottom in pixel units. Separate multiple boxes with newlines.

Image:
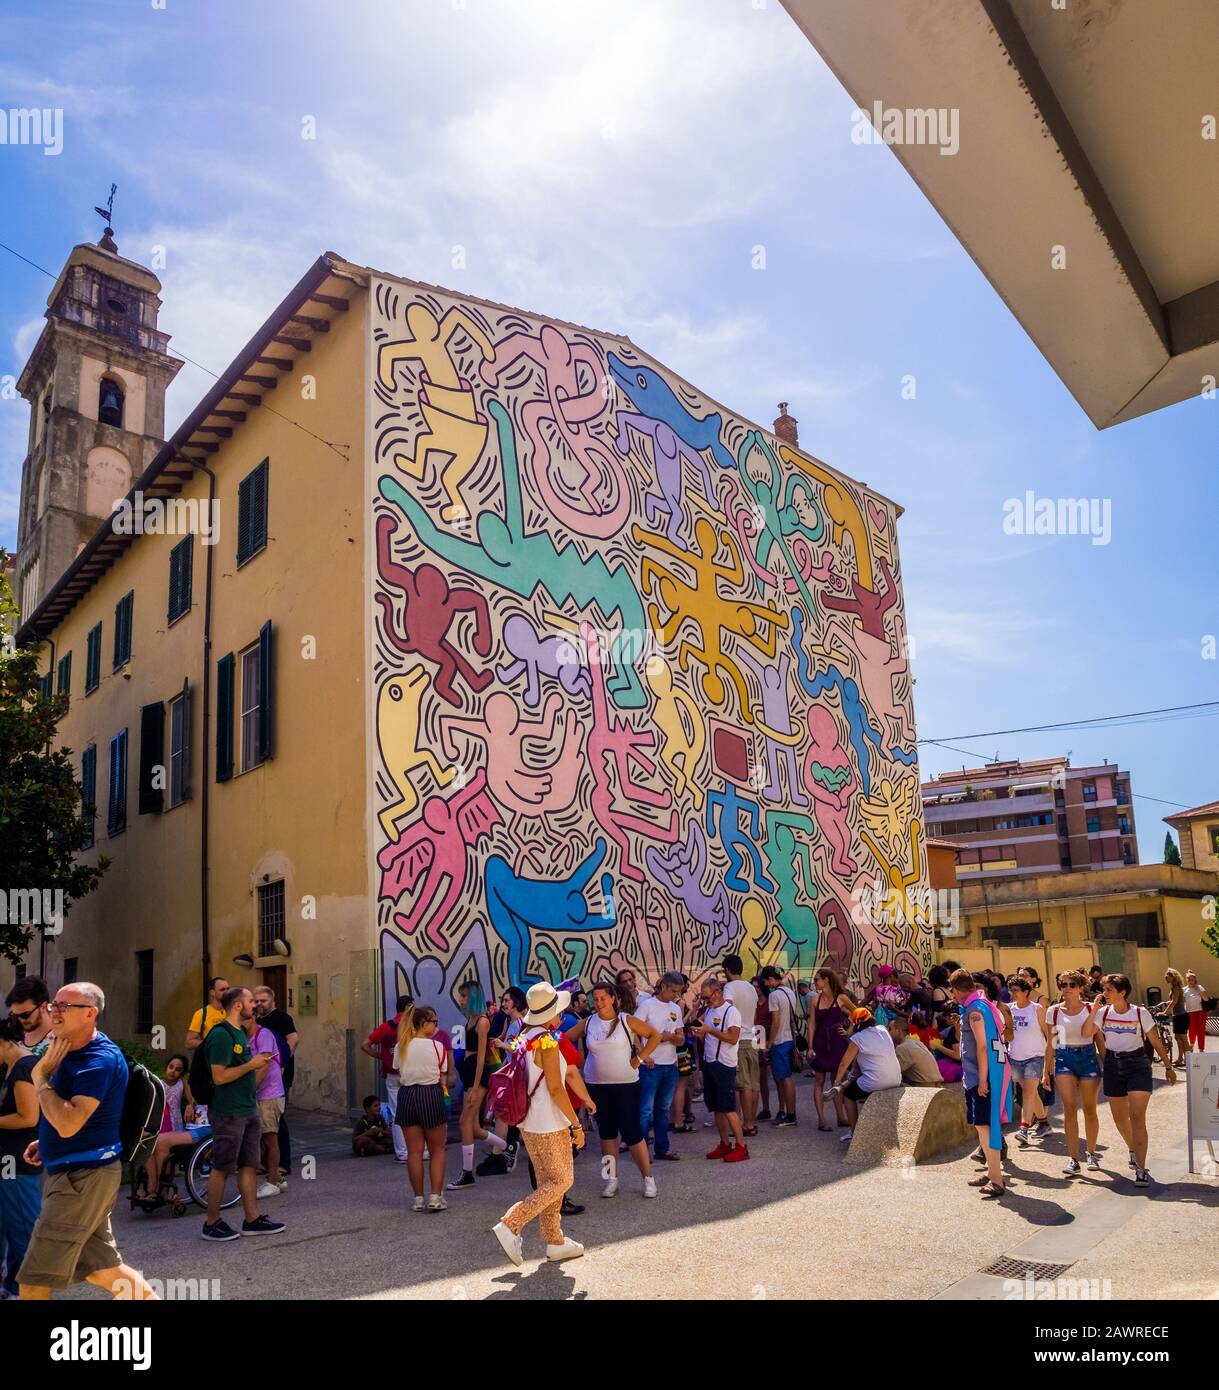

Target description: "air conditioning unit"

left=938, top=921, right=963, bottom=938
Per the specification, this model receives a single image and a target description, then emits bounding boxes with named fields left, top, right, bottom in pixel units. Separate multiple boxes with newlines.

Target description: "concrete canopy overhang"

left=781, top=0, right=1219, bottom=428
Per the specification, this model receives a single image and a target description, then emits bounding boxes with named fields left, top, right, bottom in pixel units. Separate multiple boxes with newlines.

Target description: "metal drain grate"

left=981, top=1256, right=1075, bottom=1281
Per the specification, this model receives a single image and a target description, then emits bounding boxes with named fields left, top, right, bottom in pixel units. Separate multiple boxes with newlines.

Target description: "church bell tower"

left=14, top=218, right=182, bottom=617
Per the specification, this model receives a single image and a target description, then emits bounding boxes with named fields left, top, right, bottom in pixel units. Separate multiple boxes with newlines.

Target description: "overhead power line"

left=917, top=699, right=1219, bottom=745
left=0, top=237, right=349, bottom=461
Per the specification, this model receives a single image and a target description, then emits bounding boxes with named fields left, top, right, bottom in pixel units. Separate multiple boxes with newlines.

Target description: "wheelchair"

left=129, top=1124, right=241, bottom=1216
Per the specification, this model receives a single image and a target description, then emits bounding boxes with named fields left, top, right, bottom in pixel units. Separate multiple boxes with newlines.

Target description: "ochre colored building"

left=10, top=240, right=928, bottom=1110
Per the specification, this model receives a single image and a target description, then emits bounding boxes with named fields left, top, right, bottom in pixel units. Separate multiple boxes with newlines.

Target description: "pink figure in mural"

left=582, top=622, right=678, bottom=881
left=377, top=769, right=503, bottom=953
left=375, top=513, right=493, bottom=706
left=802, top=705, right=858, bottom=877
left=480, top=324, right=630, bottom=537
left=439, top=690, right=585, bottom=820
left=827, top=610, right=916, bottom=752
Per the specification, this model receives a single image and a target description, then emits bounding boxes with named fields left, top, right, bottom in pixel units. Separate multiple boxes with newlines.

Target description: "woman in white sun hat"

left=492, top=981, right=595, bottom=1267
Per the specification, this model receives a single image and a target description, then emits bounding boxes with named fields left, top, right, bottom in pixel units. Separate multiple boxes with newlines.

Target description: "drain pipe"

left=195, top=459, right=218, bottom=1028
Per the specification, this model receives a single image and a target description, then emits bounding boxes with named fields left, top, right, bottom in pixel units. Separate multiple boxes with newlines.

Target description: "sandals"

left=743, top=1126, right=759, bottom=1138
left=967, top=1174, right=991, bottom=1187
left=818, top=1122, right=833, bottom=1132
left=979, top=1181, right=1007, bottom=1198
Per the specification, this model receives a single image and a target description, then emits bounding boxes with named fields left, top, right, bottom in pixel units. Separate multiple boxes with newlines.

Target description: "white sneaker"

left=601, top=1177, right=619, bottom=1198
left=1063, top=1157, right=1081, bottom=1175
left=412, top=1195, right=425, bottom=1212
left=492, top=1221, right=523, bottom=1267
left=546, top=1237, right=585, bottom=1262
left=1085, top=1152, right=1101, bottom=1171
left=485, top=1132, right=508, bottom=1154
left=642, top=1176, right=657, bottom=1198
left=275, top=1179, right=288, bottom=1193
left=427, top=1194, right=448, bottom=1212
left=256, top=1181, right=280, bottom=1199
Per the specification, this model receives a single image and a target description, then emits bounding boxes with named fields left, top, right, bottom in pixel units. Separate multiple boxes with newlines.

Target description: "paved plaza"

left=72, top=1072, right=1217, bottom=1302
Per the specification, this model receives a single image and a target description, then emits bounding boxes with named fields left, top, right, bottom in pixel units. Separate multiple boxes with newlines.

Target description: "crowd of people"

left=355, top=954, right=1209, bottom=1263
left=0, top=952, right=1208, bottom=1293
left=0, top=973, right=299, bottom=1299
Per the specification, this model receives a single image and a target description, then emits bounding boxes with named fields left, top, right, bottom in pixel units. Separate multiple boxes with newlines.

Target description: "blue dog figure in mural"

left=485, top=837, right=617, bottom=986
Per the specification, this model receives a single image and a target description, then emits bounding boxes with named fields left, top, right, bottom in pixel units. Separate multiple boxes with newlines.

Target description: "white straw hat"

left=522, top=981, right=572, bottom=1026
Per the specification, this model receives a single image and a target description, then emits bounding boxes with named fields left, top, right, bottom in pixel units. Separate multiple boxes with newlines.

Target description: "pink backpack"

left=486, top=1046, right=545, bottom=1126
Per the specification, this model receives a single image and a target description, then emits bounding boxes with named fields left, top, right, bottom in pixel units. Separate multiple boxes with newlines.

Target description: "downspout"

left=40, top=634, right=57, bottom=979
left=195, top=461, right=218, bottom=1025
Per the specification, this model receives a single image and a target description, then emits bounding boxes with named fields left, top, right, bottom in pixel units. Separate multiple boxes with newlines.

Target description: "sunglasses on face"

left=11, top=1007, right=41, bottom=1022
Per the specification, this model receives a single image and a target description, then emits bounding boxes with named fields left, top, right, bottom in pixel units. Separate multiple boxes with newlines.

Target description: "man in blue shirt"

left=18, top=982, right=155, bottom=1300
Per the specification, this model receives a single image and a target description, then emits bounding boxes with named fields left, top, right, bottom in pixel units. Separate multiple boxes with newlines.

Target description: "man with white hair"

left=18, top=982, right=155, bottom=1300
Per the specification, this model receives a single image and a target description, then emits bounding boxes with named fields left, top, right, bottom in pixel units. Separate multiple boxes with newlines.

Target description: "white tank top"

left=584, top=1012, right=638, bottom=1085
left=1008, top=1002, right=1044, bottom=1061
left=1048, top=1003, right=1092, bottom=1049
left=519, top=1028, right=570, bottom=1134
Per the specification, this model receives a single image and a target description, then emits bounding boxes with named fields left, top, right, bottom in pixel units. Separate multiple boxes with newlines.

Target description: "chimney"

left=773, top=401, right=798, bottom=447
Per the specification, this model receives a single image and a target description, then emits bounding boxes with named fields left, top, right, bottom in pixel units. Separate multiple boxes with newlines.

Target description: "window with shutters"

left=85, top=623, right=102, bottom=693
left=113, top=591, right=134, bottom=669
left=81, top=745, right=97, bottom=849
left=258, top=880, right=286, bottom=958
left=107, top=729, right=128, bottom=836
left=216, top=653, right=235, bottom=782
left=138, top=702, right=165, bottom=815
left=37, top=671, right=53, bottom=702
left=57, top=651, right=72, bottom=699
left=236, top=458, right=269, bottom=566
left=240, top=643, right=263, bottom=771
left=167, top=536, right=193, bottom=624
left=136, top=950, right=154, bottom=1034
left=169, top=688, right=189, bottom=807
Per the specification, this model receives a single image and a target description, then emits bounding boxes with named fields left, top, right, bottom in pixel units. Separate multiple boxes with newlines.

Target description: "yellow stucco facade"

left=936, top=863, right=1219, bottom=1007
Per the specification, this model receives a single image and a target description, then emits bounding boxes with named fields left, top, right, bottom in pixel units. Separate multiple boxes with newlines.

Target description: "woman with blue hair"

left=447, top=981, right=499, bottom=1191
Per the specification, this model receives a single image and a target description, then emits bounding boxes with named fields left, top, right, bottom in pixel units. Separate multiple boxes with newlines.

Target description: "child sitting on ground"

left=352, top=1095, right=394, bottom=1156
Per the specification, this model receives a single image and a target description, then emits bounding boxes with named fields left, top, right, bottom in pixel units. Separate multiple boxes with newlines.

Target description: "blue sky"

left=2, top=0, right=1214, bottom=860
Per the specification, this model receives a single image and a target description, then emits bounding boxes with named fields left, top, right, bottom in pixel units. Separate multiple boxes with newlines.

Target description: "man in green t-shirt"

left=201, top=986, right=286, bottom=1242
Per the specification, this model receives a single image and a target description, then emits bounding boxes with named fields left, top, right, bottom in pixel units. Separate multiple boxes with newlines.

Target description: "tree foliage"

left=0, top=554, right=109, bottom=965
left=1163, top=831, right=1181, bottom=867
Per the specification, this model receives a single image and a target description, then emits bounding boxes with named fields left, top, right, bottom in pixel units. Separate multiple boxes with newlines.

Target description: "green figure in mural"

left=736, top=430, right=824, bottom=619
left=379, top=399, right=647, bottom=708
left=761, top=809, right=821, bottom=976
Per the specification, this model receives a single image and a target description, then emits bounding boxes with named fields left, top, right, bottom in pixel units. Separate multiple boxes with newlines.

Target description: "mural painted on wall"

left=369, top=278, right=929, bottom=1020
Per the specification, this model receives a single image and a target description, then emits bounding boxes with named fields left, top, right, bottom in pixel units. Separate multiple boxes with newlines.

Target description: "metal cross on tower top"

left=93, top=183, right=117, bottom=230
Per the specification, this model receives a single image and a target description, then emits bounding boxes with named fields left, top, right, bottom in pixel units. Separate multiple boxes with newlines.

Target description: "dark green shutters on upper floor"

left=237, top=458, right=269, bottom=566
left=56, top=651, right=72, bottom=699
left=113, top=591, right=134, bottom=670
left=85, top=623, right=102, bottom=693
left=216, top=652, right=235, bottom=782
left=81, top=744, right=97, bottom=849
left=107, top=728, right=128, bottom=836
left=138, top=701, right=165, bottom=815
left=258, top=620, right=274, bottom=763
left=168, top=536, right=193, bottom=624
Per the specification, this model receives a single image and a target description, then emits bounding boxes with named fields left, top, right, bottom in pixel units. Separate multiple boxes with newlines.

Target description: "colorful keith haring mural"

left=369, top=278, right=929, bottom=1019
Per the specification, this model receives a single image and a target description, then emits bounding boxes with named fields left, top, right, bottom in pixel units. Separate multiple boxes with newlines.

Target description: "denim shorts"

left=1009, top=1055, right=1044, bottom=1082
left=770, top=1040, right=795, bottom=1080
left=1054, top=1044, right=1100, bottom=1080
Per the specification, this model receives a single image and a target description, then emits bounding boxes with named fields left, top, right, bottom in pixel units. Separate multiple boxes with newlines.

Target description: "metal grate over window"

left=258, top=880, right=285, bottom=958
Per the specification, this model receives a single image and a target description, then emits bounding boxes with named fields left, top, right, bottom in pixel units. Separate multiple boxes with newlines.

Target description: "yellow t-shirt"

left=189, top=1005, right=225, bottom=1039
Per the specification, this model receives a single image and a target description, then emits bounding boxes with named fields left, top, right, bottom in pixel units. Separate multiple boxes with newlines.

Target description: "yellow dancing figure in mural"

left=377, top=665, right=456, bottom=841
left=377, top=302, right=495, bottom=524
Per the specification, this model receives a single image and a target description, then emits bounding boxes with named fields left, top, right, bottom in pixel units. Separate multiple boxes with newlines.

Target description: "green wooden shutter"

left=168, top=538, right=193, bottom=623
left=237, top=459, right=269, bottom=564
left=113, top=591, right=133, bottom=668
left=180, top=678, right=193, bottom=801
left=86, top=624, right=101, bottom=692
left=108, top=729, right=128, bottom=835
left=57, top=651, right=72, bottom=697
left=138, top=701, right=165, bottom=815
left=257, top=620, right=274, bottom=762
left=216, top=652, right=235, bottom=782
left=81, top=745, right=97, bottom=848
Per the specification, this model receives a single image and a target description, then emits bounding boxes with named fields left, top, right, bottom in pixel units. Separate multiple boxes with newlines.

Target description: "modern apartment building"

left=921, top=758, right=1137, bottom=882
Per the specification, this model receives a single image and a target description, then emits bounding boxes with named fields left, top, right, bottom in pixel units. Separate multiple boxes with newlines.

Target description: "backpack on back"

left=120, top=1060, right=166, bottom=1169
left=188, top=1024, right=226, bottom=1105
left=486, top=1046, right=545, bottom=1127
